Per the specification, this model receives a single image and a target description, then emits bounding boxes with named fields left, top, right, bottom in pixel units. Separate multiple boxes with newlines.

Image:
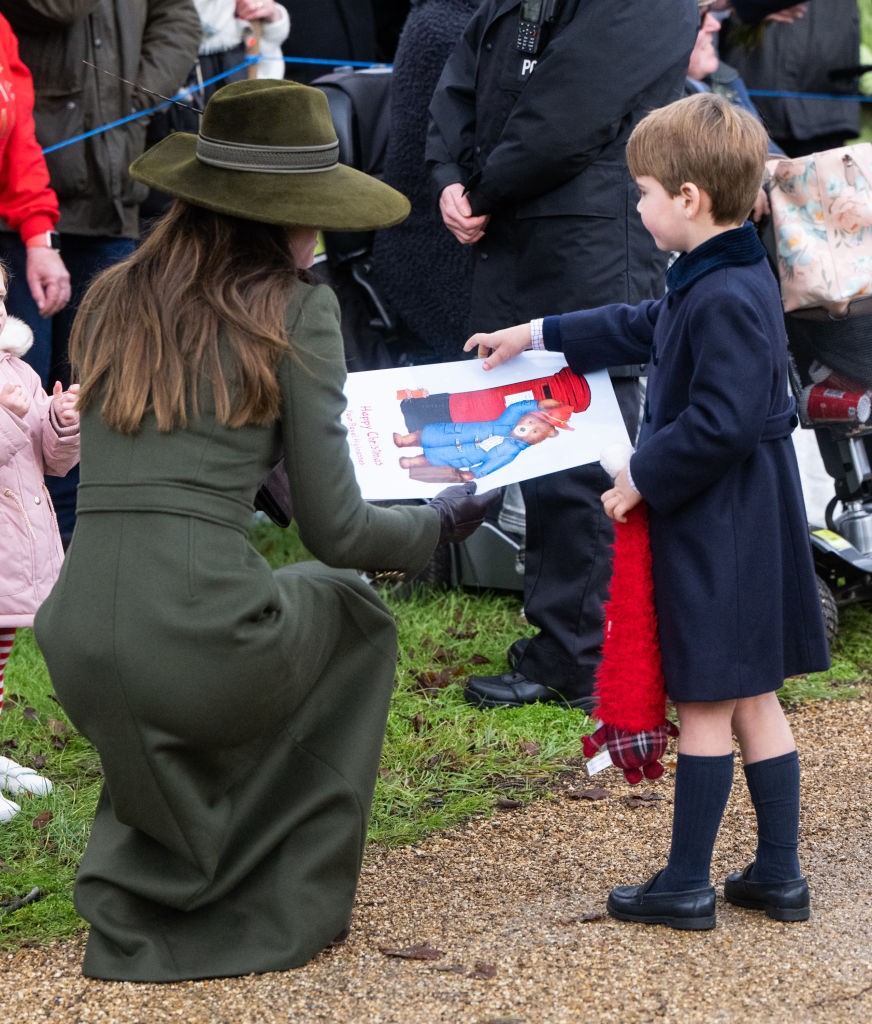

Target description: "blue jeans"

left=0, top=233, right=136, bottom=540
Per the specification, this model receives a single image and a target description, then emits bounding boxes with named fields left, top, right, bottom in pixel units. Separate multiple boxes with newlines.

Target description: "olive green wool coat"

left=35, top=281, right=441, bottom=982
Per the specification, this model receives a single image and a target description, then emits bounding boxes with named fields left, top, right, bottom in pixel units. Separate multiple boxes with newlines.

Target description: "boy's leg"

left=726, top=692, right=809, bottom=920
left=607, top=701, right=733, bottom=929
left=651, top=700, right=736, bottom=892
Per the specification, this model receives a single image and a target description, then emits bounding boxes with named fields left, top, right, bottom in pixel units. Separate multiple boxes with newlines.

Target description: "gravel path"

left=2, top=692, right=870, bottom=1024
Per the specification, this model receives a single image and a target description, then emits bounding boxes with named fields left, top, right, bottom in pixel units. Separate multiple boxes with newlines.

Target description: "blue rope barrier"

left=747, top=88, right=872, bottom=104
left=39, top=56, right=870, bottom=156
left=41, top=59, right=259, bottom=155
left=42, top=56, right=389, bottom=155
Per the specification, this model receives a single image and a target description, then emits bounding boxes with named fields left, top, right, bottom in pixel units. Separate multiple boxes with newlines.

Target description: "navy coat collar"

left=666, top=222, right=766, bottom=295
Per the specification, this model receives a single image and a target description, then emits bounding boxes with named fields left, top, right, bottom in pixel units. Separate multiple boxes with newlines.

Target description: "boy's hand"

left=463, top=322, right=532, bottom=370
left=601, top=468, right=642, bottom=523
left=0, top=381, right=29, bottom=417
left=52, top=381, right=80, bottom=428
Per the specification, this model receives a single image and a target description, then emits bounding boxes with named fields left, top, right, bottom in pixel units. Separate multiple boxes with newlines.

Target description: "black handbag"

left=254, top=460, right=293, bottom=528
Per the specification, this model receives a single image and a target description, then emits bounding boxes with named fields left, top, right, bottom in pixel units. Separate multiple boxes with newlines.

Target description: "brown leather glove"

left=428, top=482, right=498, bottom=545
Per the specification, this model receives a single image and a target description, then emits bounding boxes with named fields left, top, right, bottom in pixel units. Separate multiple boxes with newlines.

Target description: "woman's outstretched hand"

left=463, top=323, right=533, bottom=370
left=429, top=482, right=499, bottom=544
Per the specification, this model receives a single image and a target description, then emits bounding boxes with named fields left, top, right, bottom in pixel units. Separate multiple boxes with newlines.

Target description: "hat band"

left=196, top=134, right=340, bottom=174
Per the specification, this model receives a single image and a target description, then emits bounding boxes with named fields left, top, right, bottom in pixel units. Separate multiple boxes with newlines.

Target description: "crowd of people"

left=0, top=0, right=864, bottom=983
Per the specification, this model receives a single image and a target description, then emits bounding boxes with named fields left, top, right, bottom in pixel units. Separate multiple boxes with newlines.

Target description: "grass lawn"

left=0, top=518, right=868, bottom=948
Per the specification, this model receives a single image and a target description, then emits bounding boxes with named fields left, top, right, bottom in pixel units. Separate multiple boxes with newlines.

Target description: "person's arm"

left=727, top=0, right=807, bottom=23
left=425, top=2, right=483, bottom=198
left=630, top=289, right=775, bottom=515
left=278, top=283, right=441, bottom=572
left=463, top=300, right=661, bottom=372
left=0, top=16, right=71, bottom=315
left=134, top=0, right=202, bottom=111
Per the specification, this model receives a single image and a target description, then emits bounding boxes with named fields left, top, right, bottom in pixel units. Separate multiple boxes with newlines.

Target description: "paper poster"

left=342, top=352, right=631, bottom=499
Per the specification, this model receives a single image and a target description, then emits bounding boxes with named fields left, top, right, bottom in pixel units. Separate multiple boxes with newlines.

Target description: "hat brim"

left=130, top=132, right=410, bottom=232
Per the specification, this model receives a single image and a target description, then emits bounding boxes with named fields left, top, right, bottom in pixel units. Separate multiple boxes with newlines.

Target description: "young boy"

left=463, top=92, right=829, bottom=929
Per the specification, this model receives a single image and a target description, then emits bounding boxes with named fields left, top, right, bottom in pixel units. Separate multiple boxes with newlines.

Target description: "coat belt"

left=76, top=482, right=252, bottom=531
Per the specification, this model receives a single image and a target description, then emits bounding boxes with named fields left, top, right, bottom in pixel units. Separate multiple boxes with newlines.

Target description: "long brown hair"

left=70, top=202, right=301, bottom=434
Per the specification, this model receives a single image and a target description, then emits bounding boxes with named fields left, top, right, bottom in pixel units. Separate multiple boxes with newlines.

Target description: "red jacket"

left=0, top=14, right=57, bottom=243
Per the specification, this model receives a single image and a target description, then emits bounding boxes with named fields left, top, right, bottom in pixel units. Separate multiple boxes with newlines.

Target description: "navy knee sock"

left=744, top=750, right=802, bottom=883
left=652, top=751, right=734, bottom=892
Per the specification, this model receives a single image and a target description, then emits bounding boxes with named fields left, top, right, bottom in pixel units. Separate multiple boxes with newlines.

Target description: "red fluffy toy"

left=581, top=444, right=679, bottom=784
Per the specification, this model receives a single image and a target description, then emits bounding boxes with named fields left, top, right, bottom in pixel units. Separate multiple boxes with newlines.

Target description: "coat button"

left=34, top=495, right=41, bottom=504
left=479, top=252, right=488, bottom=260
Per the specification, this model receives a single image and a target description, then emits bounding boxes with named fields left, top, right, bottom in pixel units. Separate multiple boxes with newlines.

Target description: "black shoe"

left=723, top=863, right=810, bottom=921
left=464, top=670, right=594, bottom=710
left=506, top=636, right=531, bottom=669
left=607, top=869, right=716, bottom=931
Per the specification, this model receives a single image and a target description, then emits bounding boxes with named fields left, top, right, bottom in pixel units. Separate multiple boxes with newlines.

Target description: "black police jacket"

left=426, top=0, right=699, bottom=331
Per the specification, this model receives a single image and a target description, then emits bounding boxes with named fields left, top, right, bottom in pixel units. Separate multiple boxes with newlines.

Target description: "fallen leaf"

left=468, top=653, right=490, bottom=665
left=468, top=962, right=497, bottom=979
left=21, top=707, right=39, bottom=722
left=46, top=719, right=69, bottom=736
left=379, top=942, right=445, bottom=961
left=623, top=791, right=667, bottom=808
left=518, top=739, right=541, bottom=757
left=32, top=811, right=53, bottom=829
left=496, top=797, right=522, bottom=810
left=572, top=786, right=609, bottom=801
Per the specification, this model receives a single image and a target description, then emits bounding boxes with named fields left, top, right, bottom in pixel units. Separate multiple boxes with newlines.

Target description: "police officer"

left=427, top=0, right=699, bottom=709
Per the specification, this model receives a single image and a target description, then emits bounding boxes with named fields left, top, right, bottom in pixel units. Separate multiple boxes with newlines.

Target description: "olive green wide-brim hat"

left=130, top=78, right=410, bottom=232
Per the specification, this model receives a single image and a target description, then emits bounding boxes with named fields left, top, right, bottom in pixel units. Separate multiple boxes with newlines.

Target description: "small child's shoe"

left=0, top=793, right=20, bottom=822
left=0, top=756, right=53, bottom=797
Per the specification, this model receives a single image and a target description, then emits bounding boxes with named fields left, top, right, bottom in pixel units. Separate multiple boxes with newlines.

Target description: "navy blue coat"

left=542, top=225, right=830, bottom=701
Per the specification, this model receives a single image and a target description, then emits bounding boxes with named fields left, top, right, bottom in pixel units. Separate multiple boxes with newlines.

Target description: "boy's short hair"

left=626, top=92, right=768, bottom=225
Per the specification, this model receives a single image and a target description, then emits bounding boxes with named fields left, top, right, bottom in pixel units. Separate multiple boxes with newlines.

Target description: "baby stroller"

left=784, top=303, right=872, bottom=640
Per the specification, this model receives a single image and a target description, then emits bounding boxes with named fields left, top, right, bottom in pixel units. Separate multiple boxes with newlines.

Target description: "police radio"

left=516, top=0, right=558, bottom=55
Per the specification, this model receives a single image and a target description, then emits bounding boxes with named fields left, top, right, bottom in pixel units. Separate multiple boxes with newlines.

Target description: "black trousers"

left=516, top=377, right=641, bottom=699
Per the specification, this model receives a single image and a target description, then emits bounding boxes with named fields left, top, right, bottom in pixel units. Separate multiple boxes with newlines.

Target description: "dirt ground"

left=1, top=692, right=870, bottom=1024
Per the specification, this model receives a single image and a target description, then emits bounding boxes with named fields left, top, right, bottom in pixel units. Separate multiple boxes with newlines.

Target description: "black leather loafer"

left=607, top=870, right=717, bottom=930
left=463, top=670, right=594, bottom=711
left=723, top=863, right=810, bottom=921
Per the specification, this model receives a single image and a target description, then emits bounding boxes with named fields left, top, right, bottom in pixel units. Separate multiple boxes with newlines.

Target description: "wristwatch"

left=25, top=230, right=61, bottom=251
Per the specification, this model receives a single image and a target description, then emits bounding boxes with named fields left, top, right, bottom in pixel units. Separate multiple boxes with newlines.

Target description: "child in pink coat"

left=0, top=264, right=79, bottom=820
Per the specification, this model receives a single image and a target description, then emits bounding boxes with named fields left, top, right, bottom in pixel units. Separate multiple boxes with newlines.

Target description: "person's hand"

left=751, top=185, right=770, bottom=223
left=765, top=3, right=807, bottom=24
left=235, top=0, right=282, bottom=21
left=463, top=322, right=532, bottom=370
left=428, top=481, right=498, bottom=544
left=601, top=467, right=642, bottom=524
left=51, top=381, right=80, bottom=429
left=0, top=381, right=29, bottom=417
left=25, top=247, right=71, bottom=318
left=439, top=183, right=489, bottom=245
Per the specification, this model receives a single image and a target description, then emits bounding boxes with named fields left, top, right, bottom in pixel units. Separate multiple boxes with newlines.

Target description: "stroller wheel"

left=815, top=574, right=839, bottom=643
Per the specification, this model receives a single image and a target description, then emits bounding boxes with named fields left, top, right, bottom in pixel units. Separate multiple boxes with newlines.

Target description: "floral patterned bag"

left=768, top=143, right=872, bottom=315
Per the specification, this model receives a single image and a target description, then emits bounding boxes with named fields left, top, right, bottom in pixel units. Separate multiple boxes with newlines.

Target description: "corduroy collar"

left=665, top=222, right=766, bottom=294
